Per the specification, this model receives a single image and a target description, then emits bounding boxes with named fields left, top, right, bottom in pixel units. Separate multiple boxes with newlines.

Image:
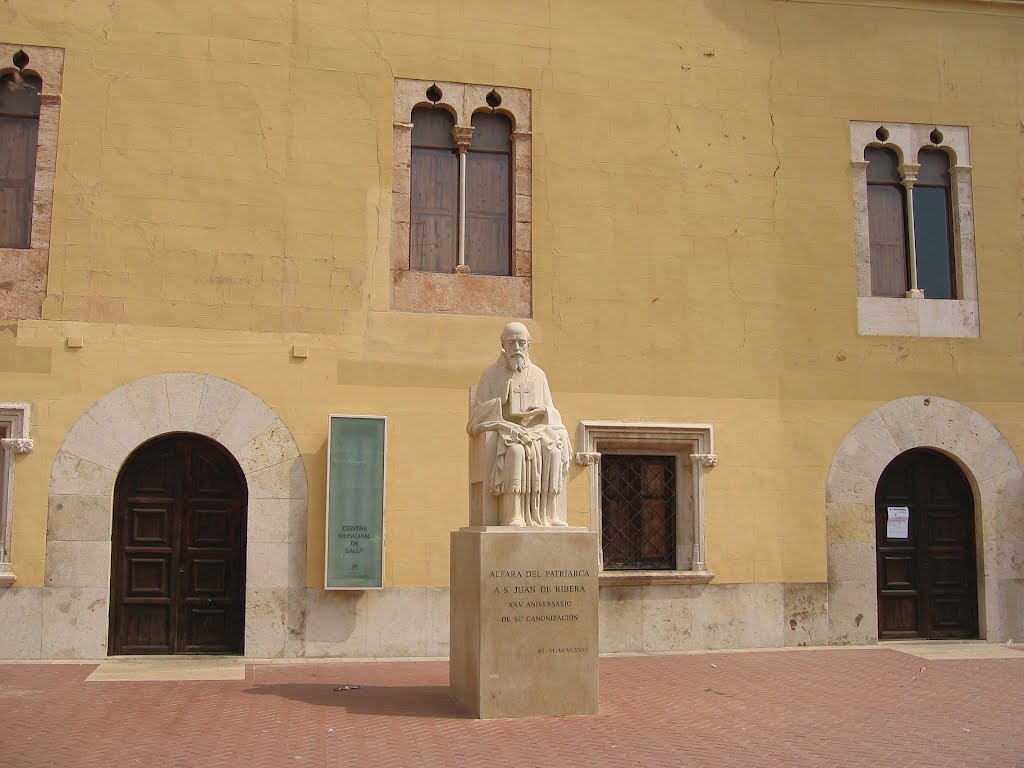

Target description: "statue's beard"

left=505, top=353, right=528, bottom=373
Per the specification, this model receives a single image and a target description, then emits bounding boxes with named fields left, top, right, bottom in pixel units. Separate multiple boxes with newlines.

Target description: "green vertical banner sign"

left=325, top=415, right=386, bottom=589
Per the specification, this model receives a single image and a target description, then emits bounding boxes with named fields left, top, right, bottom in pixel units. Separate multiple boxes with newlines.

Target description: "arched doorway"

left=875, top=449, right=978, bottom=640
left=109, top=433, right=248, bottom=655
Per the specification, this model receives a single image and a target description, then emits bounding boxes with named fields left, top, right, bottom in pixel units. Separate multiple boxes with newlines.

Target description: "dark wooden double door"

left=109, top=433, right=247, bottom=655
left=875, top=449, right=978, bottom=639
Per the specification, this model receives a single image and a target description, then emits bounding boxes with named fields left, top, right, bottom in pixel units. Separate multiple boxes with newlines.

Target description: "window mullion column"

left=899, top=162, right=924, bottom=298
left=452, top=126, right=474, bottom=274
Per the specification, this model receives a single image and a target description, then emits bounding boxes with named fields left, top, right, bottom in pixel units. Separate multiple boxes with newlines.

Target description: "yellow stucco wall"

left=2, top=0, right=1023, bottom=589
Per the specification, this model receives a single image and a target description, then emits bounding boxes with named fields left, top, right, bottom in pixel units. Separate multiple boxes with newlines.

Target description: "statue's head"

left=500, top=322, right=531, bottom=373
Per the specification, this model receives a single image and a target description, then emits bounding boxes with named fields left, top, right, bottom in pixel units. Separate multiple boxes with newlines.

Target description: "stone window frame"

left=576, top=421, right=716, bottom=586
left=391, top=78, right=532, bottom=316
left=850, top=121, right=978, bottom=337
left=0, top=43, right=63, bottom=321
left=0, top=402, right=33, bottom=586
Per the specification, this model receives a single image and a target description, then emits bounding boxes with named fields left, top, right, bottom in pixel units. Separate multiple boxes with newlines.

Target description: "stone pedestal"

left=449, top=527, right=600, bottom=719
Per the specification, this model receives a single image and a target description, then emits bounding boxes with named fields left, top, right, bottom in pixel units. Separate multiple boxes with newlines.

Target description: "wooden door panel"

left=189, top=504, right=230, bottom=547
left=880, top=554, right=916, bottom=588
left=928, top=512, right=965, bottom=545
left=182, top=607, right=230, bottom=652
left=130, top=505, right=174, bottom=545
left=190, top=558, right=229, bottom=594
left=131, top=450, right=175, bottom=495
left=929, top=596, right=972, bottom=635
left=127, top=557, right=171, bottom=595
left=930, top=553, right=966, bottom=588
left=110, top=434, right=246, bottom=655
left=121, top=604, right=172, bottom=653
left=193, top=452, right=238, bottom=498
left=879, top=595, right=918, bottom=634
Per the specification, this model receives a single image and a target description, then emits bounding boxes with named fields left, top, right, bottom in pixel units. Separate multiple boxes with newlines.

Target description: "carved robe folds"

left=468, top=361, right=571, bottom=526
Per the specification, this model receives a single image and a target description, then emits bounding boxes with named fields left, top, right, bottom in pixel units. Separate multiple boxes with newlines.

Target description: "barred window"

left=577, top=421, right=715, bottom=581
left=601, top=455, right=676, bottom=570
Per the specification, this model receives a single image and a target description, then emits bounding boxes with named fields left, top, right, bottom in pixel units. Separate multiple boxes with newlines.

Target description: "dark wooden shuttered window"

left=410, top=107, right=458, bottom=273
left=865, top=147, right=908, bottom=298
left=466, top=113, right=511, bottom=276
left=913, top=149, right=955, bottom=300
left=601, top=455, right=676, bottom=571
left=0, top=71, right=42, bottom=249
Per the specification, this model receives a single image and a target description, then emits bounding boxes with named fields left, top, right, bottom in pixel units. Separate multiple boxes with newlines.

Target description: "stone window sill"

left=598, top=570, right=714, bottom=586
left=857, top=297, right=979, bottom=338
left=392, top=270, right=531, bottom=316
left=0, top=564, right=15, bottom=587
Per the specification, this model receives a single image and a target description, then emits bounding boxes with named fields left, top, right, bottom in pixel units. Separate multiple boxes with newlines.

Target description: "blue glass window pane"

left=913, top=187, right=954, bottom=300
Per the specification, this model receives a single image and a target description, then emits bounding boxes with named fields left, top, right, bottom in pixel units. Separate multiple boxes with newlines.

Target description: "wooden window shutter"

left=466, top=113, right=512, bottom=276
left=865, top=147, right=908, bottom=298
left=0, top=72, right=42, bottom=249
left=410, top=107, right=458, bottom=273
left=913, top=149, right=955, bottom=299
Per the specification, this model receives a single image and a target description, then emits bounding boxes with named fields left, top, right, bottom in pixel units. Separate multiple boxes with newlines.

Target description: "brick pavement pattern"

left=1, top=648, right=1022, bottom=767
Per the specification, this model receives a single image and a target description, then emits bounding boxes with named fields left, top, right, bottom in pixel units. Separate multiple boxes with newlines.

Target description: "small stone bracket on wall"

left=0, top=438, right=33, bottom=454
left=0, top=401, right=33, bottom=586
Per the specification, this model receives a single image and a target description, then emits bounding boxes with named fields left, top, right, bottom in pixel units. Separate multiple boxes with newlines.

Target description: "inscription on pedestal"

left=490, top=569, right=591, bottom=653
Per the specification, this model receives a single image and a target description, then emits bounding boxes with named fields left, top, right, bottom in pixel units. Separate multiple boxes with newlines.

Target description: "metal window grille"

left=600, top=454, right=676, bottom=570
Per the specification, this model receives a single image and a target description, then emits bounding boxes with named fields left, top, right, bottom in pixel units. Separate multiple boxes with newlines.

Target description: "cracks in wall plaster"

left=255, top=110, right=286, bottom=184
left=275, top=0, right=300, bottom=332
left=767, top=12, right=783, bottom=228
left=358, top=6, right=395, bottom=330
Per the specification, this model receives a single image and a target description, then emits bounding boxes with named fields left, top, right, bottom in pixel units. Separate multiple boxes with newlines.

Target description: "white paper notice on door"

left=886, top=506, right=910, bottom=539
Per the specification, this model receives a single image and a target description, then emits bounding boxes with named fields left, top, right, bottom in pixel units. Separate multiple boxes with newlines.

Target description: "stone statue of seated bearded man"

left=467, top=323, right=572, bottom=527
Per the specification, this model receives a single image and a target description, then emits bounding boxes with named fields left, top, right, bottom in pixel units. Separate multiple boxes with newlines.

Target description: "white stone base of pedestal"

left=449, top=526, right=600, bottom=719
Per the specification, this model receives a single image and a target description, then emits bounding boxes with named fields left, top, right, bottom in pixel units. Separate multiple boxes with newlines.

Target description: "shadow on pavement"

left=242, top=683, right=473, bottom=719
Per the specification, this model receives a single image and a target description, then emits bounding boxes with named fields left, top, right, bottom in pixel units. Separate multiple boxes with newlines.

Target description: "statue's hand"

left=519, top=405, right=547, bottom=427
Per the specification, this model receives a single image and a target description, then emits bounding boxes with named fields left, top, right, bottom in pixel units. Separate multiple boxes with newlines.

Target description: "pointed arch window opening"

left=410, top=106, right=513, bottom=277
left=0, top=52, right=44, bottom=249
left=864, top=142, right=956, bottom=300
left=391, top=79, right=532, bottom=316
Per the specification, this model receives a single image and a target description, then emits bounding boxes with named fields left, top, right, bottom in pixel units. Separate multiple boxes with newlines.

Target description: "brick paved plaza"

left=1, top=645, right=1021, bottom=768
